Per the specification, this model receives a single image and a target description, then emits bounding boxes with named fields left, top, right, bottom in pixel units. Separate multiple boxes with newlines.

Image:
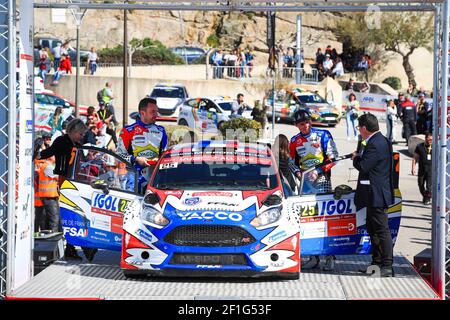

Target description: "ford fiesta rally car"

left=59, top=142, right=402, bottom=279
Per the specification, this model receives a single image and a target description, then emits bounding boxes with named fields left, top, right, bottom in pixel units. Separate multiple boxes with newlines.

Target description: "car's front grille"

left=164, top=225, right=256, bottom=247
left=170, top=253, right=248, bottom=265
left=158, top=108, right=176, bottom=116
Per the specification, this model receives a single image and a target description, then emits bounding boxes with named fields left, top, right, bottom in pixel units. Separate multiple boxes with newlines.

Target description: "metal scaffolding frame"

left=0, top=0, right=16, bottom=299
left=0, top=0, right=448, bottom=299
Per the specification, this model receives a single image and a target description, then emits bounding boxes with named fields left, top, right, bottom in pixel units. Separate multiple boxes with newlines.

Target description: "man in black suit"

left=352, top=113, right=395, bottom=277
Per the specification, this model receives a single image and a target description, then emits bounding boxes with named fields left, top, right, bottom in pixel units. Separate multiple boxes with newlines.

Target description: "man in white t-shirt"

left=323, top=54, right=334, bottom=76
left=87, top=47, right=98, bottom=75
left=52, top=42, right=62, bottom=71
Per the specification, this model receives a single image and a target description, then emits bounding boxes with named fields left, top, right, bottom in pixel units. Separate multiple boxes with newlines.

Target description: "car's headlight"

left=141, top=204, right=169, bottom=227
left=251, top=206, right=282, bottom=228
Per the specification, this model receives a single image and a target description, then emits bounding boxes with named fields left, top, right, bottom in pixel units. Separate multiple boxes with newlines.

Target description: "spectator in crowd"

left=87, top=47, right=98, bottom=75
left=412, top=132, right=433, bottom=205
left=98, top=100, right=118, bottom=146
left=395, top=92, right=405, bottom=118
left=322, top=54, right=334, bottom=77
left=343, top=93, right=360, bottom=141
left=51, top=53, right=72, bottom=85
left=52, top=42, right=62, bottom=71
left=212, top=49, right=224, bottom=79
left=352, top=113, right=395, bottom=277
left=282, top=49, right=293, bottom=78
left=360, top=81, right=370, bottom=93
left=238, top=48, right=246, bottom=78
left=399, top=94, right=417, bottom=145
left=34, top=138, right=46, bottom=232
left=325, top=45, right=332, bottom=56
left=101, top=82, right=115, bottom=107
left=315, top=48, right=325, bottom=67
left=236, top=93, right=251, bottom=115
left=83, top=124, right=99, bottom=145
left=417, top=86, right=427, bottom=97
left=356, top=55, right=369, bottom=82
left=86, top=106, right=100, bottom=127
left=273, top=134, right=297, bottom=195
left=226, top=49, right=238, bottom=78
left=251, top=100, right=267, bottom=138
left=331, top=48, right=338, bottom=62
left=317, top=64, right=326, bottom=82
left=416, top=92, right=430, bottom=134
left=386, top=99, right=398, bottom=143
left=36, top=152, right=59, bottom=233
left=48, top=106, right=64, bottom=135
left=245, top=48, right=255, bottom=77
left=38, top=50, right=52, bottom=83
left=345, top=78, right=356, bottom=91
left=331, top=57, right=344, bottom=79
left=407, top=82, right=418, bottom=97
left=60, top=42, right=71, bottom=56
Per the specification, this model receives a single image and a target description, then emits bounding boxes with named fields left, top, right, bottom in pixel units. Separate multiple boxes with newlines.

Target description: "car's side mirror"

left=333, top=184, right=353, bottom=200
left=91, top=179, right=109, bottom=195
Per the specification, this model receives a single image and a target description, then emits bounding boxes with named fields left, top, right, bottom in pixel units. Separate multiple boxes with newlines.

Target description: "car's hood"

left=147, top=188, right=283, bottom=217
left=304, top=103, right=337, bottom=113
left=155, top=97, right=182, bottom=109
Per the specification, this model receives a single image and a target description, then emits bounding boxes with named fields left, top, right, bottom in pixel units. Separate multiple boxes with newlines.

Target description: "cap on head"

left=294, top=109, right=312, bottom=124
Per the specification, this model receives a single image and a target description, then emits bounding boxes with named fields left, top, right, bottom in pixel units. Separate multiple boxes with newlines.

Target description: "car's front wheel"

left=178, top=119, right=189, bottom=127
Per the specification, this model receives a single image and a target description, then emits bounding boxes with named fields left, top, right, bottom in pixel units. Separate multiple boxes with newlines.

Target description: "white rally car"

left=149, top=83, right=189, bottom=121
left=177, top=96, right=252, bottom=133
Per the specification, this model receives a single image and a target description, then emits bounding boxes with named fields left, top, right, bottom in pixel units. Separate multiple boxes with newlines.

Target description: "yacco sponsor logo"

left=268, top=230, right=287, bottom=243
left=184, top=197, right=201, bottom=206
left=63, top=227, right=88, bottom=237
left=319, top=199, right=354, bottom=216
left=192, top=192, right=234, bottom=197
left=137, top=229, right=153, bottom=242
left=177, top=211, right=242, bottom=221
left=93, top=193, right=130, bottom=213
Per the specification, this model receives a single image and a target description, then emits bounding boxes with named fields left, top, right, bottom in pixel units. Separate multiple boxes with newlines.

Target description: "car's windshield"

left=217, top=101, right=236, bottom=111
left=296, top=93, right=327, bottom=104
left=151, top=87, right=185, bottom=99
left=152, top=153, right=278, bottom=191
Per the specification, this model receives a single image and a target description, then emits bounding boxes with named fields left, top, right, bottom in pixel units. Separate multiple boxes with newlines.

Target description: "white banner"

left=13, top=0, right=34, bottom=290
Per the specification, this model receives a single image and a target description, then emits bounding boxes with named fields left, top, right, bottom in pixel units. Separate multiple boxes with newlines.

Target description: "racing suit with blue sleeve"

left=116, top=119, right=168, bottom=194
left=289, top=127, right=338, bottom=194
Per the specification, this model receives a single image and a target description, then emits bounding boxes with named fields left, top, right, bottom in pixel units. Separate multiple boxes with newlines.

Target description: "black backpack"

left=96, top=89, right=103, bottom=103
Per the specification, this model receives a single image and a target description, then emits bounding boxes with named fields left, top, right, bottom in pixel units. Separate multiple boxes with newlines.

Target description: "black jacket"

left=39, top=134, right=77, bottom=177
left=353, top=131, right=394, bottom=210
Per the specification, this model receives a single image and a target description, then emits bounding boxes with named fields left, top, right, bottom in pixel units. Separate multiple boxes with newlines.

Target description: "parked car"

left=149, top=83, right=189, bottom=120
left=178, top=96, right=251, bottom=133
left=264, top=88, right=340, bottom=127
left=170, top=46, right=206, bottom=64
left=35, top=91, right=88, bottom=132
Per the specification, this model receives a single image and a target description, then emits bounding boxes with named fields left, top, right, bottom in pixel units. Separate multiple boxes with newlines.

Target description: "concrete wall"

left=50, top=73, right=343, bottom=123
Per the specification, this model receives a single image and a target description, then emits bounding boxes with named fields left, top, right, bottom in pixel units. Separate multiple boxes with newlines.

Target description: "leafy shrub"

left=382, top=77, right=402, bottom=90
left=219, top=118, right=262, bottom=142
left=207, top=34, right=220, bottom=48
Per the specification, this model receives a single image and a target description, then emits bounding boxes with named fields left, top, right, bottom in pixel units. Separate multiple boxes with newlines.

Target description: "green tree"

left=336, top=12, right=434, bottom=88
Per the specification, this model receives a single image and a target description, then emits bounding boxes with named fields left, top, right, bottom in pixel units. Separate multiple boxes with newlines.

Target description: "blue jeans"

left=53, top=70, right=67, bottom=82
left=90, top=61, right=97, bottom=75
left=54, top=58, right=60, bottom=71
left=346, top=112, right=358, bottom=138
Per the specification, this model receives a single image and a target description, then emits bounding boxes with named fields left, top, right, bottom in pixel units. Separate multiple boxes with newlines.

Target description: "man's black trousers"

left=366, top=206, right=393, bottom=268
left=418, top=170, right=432, bottom=202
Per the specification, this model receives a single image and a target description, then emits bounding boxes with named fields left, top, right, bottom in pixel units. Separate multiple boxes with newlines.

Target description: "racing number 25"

left=298, top=204, right=318, bottom=217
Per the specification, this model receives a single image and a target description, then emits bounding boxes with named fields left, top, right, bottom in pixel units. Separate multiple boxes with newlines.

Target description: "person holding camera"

left=344, top=93, right=360, bottom=141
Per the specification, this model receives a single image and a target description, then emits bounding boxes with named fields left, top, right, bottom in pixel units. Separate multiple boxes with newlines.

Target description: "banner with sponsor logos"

left=12, top=1, right=34, bottom=290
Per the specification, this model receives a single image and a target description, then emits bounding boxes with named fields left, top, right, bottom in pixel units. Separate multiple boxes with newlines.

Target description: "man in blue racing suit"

left=289, top=108, right=339, bottom=271
left=116, top=97, right=168, bottom=194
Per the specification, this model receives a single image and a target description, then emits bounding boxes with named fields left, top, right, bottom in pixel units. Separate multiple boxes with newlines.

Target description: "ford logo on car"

left=184, top=197, right=201, bottom=206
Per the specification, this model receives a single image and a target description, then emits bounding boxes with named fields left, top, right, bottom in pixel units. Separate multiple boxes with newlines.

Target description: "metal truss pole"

left=436, top=0, right=450, bottom=300
left=431, top=1, right=442, bottom=297
left=0, top=0, right=16, bottom=298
